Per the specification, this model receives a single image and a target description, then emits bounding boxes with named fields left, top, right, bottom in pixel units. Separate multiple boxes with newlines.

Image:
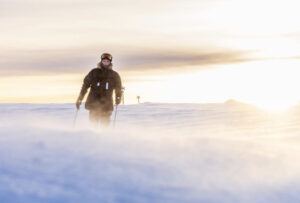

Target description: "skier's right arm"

left=77, top=70, right=93, bottom=101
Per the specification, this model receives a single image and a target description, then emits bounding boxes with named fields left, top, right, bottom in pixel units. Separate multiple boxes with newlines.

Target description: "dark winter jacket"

left=78, top=63, right=122, bottom=112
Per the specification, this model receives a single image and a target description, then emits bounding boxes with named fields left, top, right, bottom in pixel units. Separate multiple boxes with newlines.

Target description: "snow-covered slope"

left=0, top=102, right=300, bottom=203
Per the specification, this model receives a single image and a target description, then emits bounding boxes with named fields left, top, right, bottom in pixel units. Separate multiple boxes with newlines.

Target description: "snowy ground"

left=0, top=102, right=300, bottom=203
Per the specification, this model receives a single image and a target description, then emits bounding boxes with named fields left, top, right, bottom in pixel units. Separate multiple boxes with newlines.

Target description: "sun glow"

left=126, top=59, right=300, bottom=109
left=252, top=99, right=297, bottom=112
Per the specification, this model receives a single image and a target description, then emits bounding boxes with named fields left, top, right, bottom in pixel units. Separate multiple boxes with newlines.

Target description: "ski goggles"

left=101, top=53, right=112, bottom=61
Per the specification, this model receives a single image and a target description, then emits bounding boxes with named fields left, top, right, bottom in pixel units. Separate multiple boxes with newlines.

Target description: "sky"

left=1, top=0, right=300, bottom=110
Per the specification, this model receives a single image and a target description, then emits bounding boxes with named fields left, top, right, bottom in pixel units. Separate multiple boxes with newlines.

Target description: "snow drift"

left=0, top=102, right=300, bottom=203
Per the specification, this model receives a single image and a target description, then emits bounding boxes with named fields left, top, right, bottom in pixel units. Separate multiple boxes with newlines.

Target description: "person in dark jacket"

left=76, top=53, right=122, bottom=125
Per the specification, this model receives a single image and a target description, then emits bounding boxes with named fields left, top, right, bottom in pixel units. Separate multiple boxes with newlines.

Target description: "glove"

left=116, top=96, right=121, bottom=105
left=76, top=99, right=82, bottom=110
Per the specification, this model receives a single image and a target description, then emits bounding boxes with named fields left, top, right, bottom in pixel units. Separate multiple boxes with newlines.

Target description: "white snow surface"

left=0, top=102, right=300, bottom=203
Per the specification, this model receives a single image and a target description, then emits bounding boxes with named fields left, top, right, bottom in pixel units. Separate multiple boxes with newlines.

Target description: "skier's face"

left=101, top=59, right=111, bottom=66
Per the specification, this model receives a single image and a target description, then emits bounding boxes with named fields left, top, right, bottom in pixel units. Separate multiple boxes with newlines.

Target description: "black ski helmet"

left=101, top=53, right=112, bottom=62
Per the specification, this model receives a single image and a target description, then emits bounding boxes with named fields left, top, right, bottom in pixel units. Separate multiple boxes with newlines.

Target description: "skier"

left=76, top=53, right=122, bottom=126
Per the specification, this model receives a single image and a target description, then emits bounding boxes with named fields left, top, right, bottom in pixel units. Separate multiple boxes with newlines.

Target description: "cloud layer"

left=0, top=47, right=253, bottom=76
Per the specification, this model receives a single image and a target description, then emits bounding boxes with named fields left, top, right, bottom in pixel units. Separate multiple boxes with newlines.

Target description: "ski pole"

left=73, top=109, right=79, bottom=128
left=113, top=105, right=118, bottom=128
